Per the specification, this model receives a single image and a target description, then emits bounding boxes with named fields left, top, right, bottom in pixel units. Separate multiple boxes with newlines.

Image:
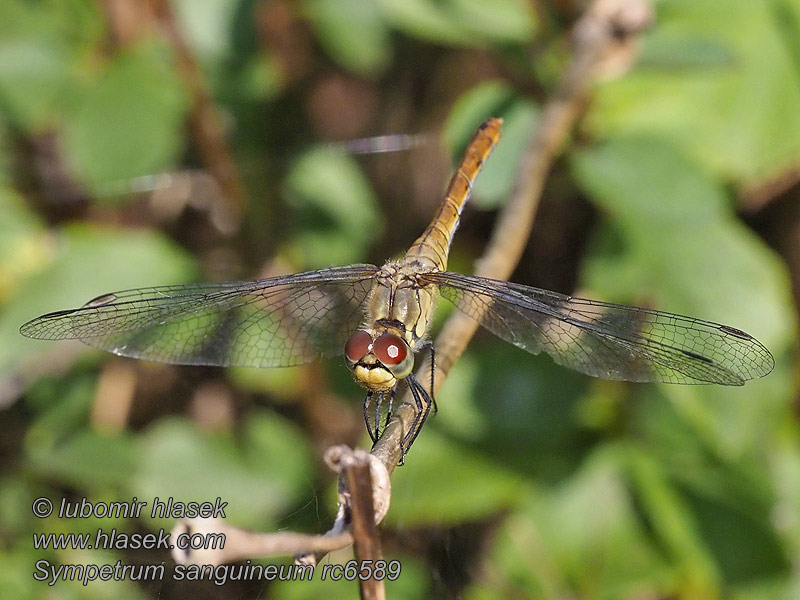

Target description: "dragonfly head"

left=344, top=329, right=414, bottom=391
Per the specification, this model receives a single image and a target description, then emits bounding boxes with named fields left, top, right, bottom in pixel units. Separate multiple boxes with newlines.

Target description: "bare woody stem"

left=99, top=0, right=247, bottom=234
left=341, top=451, right=386, bottom=600
left=372, top=0, right=653, bottom=473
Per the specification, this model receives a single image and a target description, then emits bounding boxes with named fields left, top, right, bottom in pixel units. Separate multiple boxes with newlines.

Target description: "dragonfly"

left=20, top=118, right=774, bottom=461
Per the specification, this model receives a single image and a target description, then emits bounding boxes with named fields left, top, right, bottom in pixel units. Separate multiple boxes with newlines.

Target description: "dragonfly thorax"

left=370, top=260, right=439, bottom=346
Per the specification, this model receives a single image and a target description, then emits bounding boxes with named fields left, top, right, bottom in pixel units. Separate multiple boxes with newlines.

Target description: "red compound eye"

left=345, top=330, right=372, bottom=362
left=372, top=333, right=407, bottom=365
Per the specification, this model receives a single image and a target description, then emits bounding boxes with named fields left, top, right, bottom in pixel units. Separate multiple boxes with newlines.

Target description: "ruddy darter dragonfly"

left=20, top=118, right=774, bottom=460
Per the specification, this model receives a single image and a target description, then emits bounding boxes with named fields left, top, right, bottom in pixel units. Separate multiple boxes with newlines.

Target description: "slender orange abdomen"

left=404, top=118, right=503, bottom=270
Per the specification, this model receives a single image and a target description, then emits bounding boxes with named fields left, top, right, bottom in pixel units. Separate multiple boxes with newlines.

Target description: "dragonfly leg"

left=399, top=373, right=433, bottom=464
left=374, top=390, right=382, bottom=441
left=418, top=340, right=438, bottom=415
left=384, top=388, right=396, bottom=435
left=363, top=391, right=379, bottom=444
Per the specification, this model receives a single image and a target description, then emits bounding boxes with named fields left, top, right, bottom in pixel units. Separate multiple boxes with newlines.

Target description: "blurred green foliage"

left=1, top=0, right=799, bottom=599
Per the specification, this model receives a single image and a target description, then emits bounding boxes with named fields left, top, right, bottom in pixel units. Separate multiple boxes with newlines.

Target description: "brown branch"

left=295, top=446, right=391, bottom=567
left=373, top=0, right=653, bottom=473
left=341, top=450, right=386, bottom=600
left=147, top=0, right=246, bottom=234
left=98, top=0, right=247, bottom=233
left=170, top=517, right=353, bottom=566
left=172, top=0, right=653, bottom=571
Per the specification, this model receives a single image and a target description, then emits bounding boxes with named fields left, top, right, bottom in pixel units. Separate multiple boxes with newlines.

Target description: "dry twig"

left=99, top=0, right=247, bottom=234
left=372, top=0, right=653, bottom=472
left=338, top=449, right=386, bottom=600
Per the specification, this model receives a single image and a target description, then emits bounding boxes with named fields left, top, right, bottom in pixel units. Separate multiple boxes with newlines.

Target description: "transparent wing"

left=424, top=271, right=774, bottom=385
left=20, top=265, right=380, bottom=368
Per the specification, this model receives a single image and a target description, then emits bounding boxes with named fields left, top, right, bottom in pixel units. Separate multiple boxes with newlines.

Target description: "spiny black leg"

left=399, top=373, right=433, bottom=464
left=383, top=388, right=396, bottom=435
left=419, top=341, right=439, bottom=415
left=363, top=391, right=378, bottom=444
left=374, top=390, right=382, bottom=440
left=399, top=379, right=421, bottom=466
left=428, top=342, right=438, bottom=415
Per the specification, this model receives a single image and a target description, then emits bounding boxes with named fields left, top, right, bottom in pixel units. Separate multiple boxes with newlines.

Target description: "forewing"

left=425, top=271, right=774, bottom=385
left=20, top=265, right=379, bottom=368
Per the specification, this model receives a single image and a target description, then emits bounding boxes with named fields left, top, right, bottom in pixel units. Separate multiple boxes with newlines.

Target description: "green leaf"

left=380, top=0, right=476, bottom=45
left=571, top=135, right=794, bottom=353
left=0, top=477, right=38, bottom=539
left=730, top=580, right=800, bottom=600
left=232, top=53, right=284, bottom=101
left=437, top=342, right=589, bottom=480
left=631, top=392, right=792, bottom=586
left=572, top=136, right=795, bottom=454
left=449, top=0, right=537, bottom=43
left=627, top=448, right=719, bottom=585
left=23, top=372, right=95, bottom=446
left=132, top=414, right=313, bottom=530
left=63, top=40, right=189, bottom=192
left=0, top=187, right=50, bottom=301
left=446, top=81, right=539, bottom=207
left=475, top=445, right=676, bottom=599
left=304, top=0, right=392, bottom=76
left=682, top=482, right=790, bottom=584
left=0, top=0, right=102, bottom=128
left=587, top=0, right=800, bottom=184
left=530, top=445, right=675, bottom=598
left=0, top=37, right=72, bottom=128
left=0, top=549, right=52, bottom=599
left=286, top=146, right=383, bottom=267
left=380, top=0, right=535, bottom=45
left=28, top=427, right=138, bottom=491
left=639, top=31, right=735, bottom=68
left=386, top=429, right=527, bottom=526
left=241, top=410, right=315, bottom=498
left=171, top=0, right=239, bottom=61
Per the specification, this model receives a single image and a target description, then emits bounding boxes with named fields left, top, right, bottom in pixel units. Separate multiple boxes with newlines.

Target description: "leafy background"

left=1, top=0, right=799, bottom=598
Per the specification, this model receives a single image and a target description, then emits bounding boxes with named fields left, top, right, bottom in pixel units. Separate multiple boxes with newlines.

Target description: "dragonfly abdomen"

left=405, top=118, right=502, bottom=271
